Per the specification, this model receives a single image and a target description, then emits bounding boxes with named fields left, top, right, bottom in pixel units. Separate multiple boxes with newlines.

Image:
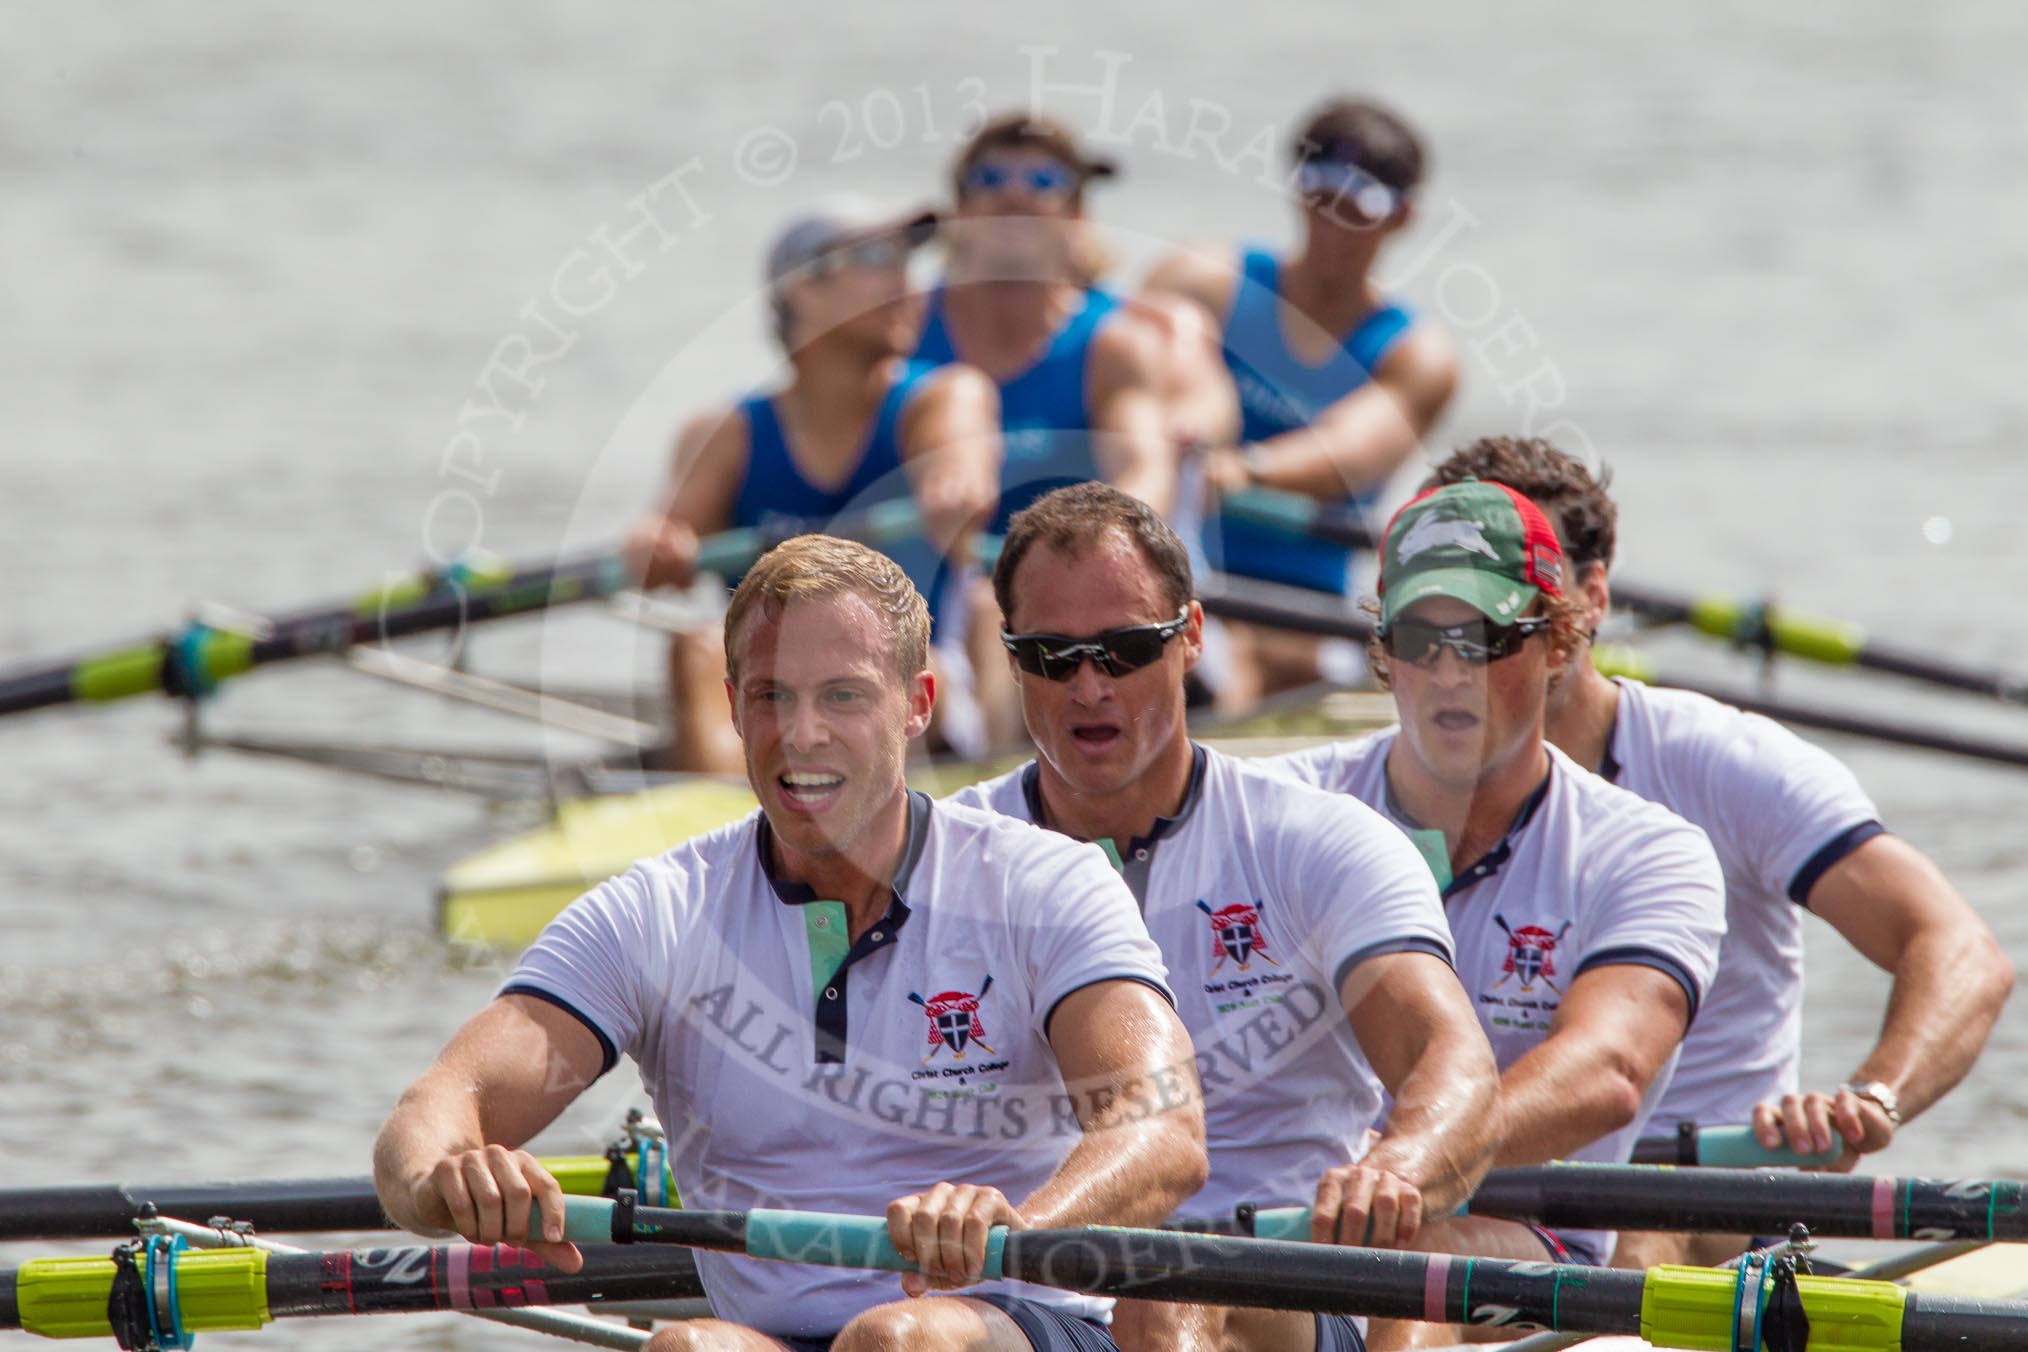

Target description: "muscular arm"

left=1761, top=835, right=2015, bottom=1160
left=373, top=995, right=607, bottom=1265
left=1344, top=953, right=1502, bottom=1217
left=1493, top=964, right=1691, bottom=1167
left=1241, top=326, right=1459, bottom=500
left=898, top=364, right=1002, bottom=559
left=623, top=406, right=747, bottom=588
left=1027, top=979, right=1209, bottom=1227
left=1085, top=313, right=1182, bottom=517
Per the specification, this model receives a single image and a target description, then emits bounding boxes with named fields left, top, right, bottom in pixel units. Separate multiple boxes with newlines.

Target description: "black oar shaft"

left=1004, top=1229, right=1648, bottom=1330
left=0, top=1181, right=389, bottom=1242
left=1470, top=1167, right=2026, bottom=1242
left=259, top=1245, right=703, bottom=1319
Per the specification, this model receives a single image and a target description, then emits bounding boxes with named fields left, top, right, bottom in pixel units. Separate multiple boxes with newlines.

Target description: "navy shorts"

left=1526, top=1224, right=1607, bottom=1267
left=1315, top=1311, right=1369, bottom=1351
left=782, top=1295, right=1117, bottom=1352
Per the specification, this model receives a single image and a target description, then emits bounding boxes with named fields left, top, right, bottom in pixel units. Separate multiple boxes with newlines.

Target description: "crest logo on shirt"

left=1493, top=915, right=1572, bottom=993
left=1197, top=899, right=1281, bottom=973
left=909, top=976, right=996, bottom=1061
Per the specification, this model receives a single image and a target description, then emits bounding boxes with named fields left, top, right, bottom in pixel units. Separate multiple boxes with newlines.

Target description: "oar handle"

left=532, top=1197, right=1008, bottom=1278
left=1688, top=1126, right=1844, bottom=1169
left=745, top=1210, right=1006, bottom=1278
left=522, top=1194, right=622, bottom=1244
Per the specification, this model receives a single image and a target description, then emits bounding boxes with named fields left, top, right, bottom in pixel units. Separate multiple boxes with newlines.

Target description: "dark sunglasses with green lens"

left=1001, top=608, right=1190, bottom=681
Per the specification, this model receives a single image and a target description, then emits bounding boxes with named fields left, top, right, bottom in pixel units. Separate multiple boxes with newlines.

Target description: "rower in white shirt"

left=373, top=535, right=1208, bottom=1352
left=1422, top=436, right=2015, bottom=1269
left=1266, top=478, right=1726, bottom=1349
left=953, top=482, right=1501, bottom=1352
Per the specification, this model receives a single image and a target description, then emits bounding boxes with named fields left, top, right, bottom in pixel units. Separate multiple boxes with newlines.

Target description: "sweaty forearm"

left=1853, top=928, right=2014, bottom=1119
left=1363, top=1035, right=1501, bottom=1216
left=1492, top=1038, right=1649, bottom=1167
left=1019, top=1108, right=1207, bottom=1231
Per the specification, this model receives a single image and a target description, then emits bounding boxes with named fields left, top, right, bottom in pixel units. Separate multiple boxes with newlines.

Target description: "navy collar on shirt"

left=1019, top=743, right=1209, bottom=854
left=754, top=788, right=931, bottom=924
left=1385, top=759, right=1555, bottom=899
left=755, top=789, right=932, bottom=1066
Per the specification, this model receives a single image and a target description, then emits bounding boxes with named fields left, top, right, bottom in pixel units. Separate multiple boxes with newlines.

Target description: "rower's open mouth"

left=1432, top=709, right=1480, bottom=732
left=779, top=771, right=846, bottom=807
left=1069, top=721, right=1123, bottom=752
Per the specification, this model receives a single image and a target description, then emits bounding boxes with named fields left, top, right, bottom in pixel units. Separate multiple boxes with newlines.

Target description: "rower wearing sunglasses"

left=915, top=113, right=1225, bottom=751
left=1266, top=480, right=1724, bottom=1345
left=1424, top=438, right=2014, bottom=1275
left=1143, top=97, right=1460, bottom=710
left=626, top=197, right=1002, bottom=772
left=953, top=483, right=1502, bottom=1352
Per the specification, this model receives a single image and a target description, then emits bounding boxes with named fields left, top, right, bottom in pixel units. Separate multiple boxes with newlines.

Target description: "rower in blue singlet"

left=627, top=198, right=1000, bottom=774
left=1214, top=247, right=1416, bottom=594
left=727, top=359, right=947, bottom=623
left=915, top=284, right=1122, bottom=534
left=1144, top=96, right=1460, bottom=609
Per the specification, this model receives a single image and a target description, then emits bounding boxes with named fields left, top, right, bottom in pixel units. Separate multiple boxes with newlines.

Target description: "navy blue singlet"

left=914, top=285, right=1121, bottom=534
left=729, top=361, right=946, bottom=629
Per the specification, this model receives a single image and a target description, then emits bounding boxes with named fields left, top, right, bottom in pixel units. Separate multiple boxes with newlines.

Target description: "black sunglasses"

left=1379, top=614, right=1552, bottom=667
left=1001, top=608, right=1190, bottom=681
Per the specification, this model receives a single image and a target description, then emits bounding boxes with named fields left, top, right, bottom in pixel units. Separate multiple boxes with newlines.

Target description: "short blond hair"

left=723, top=534, right=930, bottom=683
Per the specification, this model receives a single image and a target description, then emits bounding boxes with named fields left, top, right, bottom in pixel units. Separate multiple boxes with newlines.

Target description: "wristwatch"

left=1840, top=1079, right=1903, bottom=1125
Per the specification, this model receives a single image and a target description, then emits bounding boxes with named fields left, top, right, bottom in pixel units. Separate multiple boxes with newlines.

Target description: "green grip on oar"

left=538, top=1152, right=679, bottom=1204
left=1693, top=1125, right=1843, bottom=1169
left=15, top=1250, right=270, bottom=1338
left=744, top=1210, right=1006, bottom=1279
left=1222, top=487, right=1324, bottom=534
left=1639, top=1263, right=1908, bottom=1352
left=1688, top=596, right=1868, bottom=666
left=694, top=525, right=765, bottom=579
left=691, top=498, right=927, bottom=580
left=519, top=1194, right=619, bottom=1245
left=1250, top=1207, right=1312, bottom=1242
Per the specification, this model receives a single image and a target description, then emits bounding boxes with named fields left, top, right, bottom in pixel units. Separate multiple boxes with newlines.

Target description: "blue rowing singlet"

left=729, top=361, right=947, bottom=630
left=915, top=285, right=1121, bottom=533
left=1214, top=247, right=1415, bottom=595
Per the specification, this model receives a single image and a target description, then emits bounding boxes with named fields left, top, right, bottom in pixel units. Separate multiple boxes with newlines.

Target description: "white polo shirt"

left=952, top=745, right=1454, bottom=1220
left=1269, top=733, right=1725, bottom=1261
left=504, top=791, right=1172, bottom=1339
left=1600, top=678, right=1884, bottom=1127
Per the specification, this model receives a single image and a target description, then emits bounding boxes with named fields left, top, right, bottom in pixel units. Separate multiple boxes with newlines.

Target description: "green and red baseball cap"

left=1377, top=479, right=1566, bottom=628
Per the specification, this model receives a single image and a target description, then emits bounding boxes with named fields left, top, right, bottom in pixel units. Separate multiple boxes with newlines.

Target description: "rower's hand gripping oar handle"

left=1688, top=1125, right=1843, bottom=1169
left=1630, top=1123, right=1844, bottom=1169
left=527, top=1194, right=1010, bottom=1278
left=743, top=1210, right=1007, bottom=1278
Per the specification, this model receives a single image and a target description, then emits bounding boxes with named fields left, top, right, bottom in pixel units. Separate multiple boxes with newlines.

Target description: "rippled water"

left=4, top=5, right=2026, bottom=1347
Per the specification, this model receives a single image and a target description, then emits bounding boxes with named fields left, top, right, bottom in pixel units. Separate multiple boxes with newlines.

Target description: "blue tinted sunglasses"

left=961, top=160, right=1077, bottom=199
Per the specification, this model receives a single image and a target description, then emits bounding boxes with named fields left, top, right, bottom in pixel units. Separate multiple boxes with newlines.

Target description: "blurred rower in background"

left=1146, top=96, right=1459, bottom=709
left=627, top=199, right=1001, bottom=772
left=915, top=112, right=1237, bottom=747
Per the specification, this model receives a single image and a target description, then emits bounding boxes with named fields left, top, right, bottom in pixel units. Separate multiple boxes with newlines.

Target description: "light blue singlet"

left=1215, top=246, right=1416, bottom=595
